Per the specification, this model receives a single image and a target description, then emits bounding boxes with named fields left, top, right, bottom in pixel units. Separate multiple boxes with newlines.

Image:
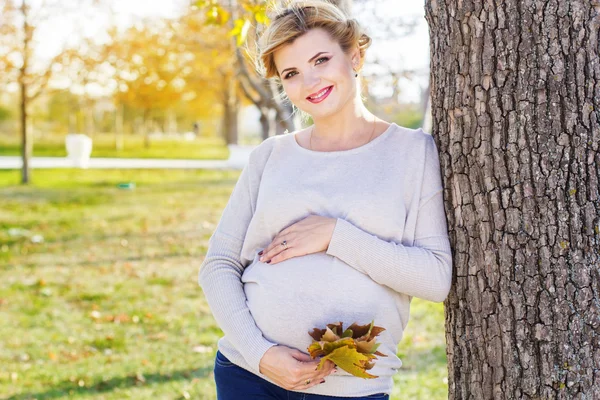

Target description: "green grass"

left=0, top=133, right=231, bottom=160
left=0, top=169, right=448, bottom=399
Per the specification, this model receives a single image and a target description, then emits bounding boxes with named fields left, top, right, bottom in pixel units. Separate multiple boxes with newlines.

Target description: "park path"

left=0, top=156, right=241, bottom=170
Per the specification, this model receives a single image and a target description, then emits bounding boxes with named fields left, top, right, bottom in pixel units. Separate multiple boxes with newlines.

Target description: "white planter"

left=227, top=144, right=256, bottom=168
left=65, top=134, right=93, bottom=168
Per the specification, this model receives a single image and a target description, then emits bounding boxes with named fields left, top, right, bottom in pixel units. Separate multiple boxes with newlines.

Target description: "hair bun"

left=257, top=0, right=372, bottom=79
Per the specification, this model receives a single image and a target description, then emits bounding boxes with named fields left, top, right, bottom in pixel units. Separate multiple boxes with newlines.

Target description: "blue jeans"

left=214, top=350, right=389, bottom=400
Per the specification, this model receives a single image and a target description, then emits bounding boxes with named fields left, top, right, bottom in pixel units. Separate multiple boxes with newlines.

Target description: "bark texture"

left=425, top=0, right=600, bottom=398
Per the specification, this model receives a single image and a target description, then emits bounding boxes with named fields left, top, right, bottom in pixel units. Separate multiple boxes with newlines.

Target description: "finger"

left=306, top=360, right=336, bottom=384
left=291, top=350, right=313, bottom=362
left=269, top=248, right=295, bottom=264
left=260, top=236, right=284, bottom=260
left=312, top=360, right=336, bottom=378
left=261, top=245, right=284, bottom=263
left=289, top=377, right=326, bottom=390
left=291, top=363, right=336, bottom=391
left=294, top=360, right=330, bottom=382
left=292, top=350, right=334, bottom=371
left=261, top=235, right=292, bottom=262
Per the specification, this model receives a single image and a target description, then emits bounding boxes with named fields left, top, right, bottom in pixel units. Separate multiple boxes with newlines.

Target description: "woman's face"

left=273, top=28, right=359, bottom=119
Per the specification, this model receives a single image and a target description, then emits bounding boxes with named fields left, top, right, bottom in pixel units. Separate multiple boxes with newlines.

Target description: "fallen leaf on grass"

left=192, top=345, right=213, bottom=353
left=148, top=332, right=167, bottom=341
left=89, top=310, right=101, bottom=320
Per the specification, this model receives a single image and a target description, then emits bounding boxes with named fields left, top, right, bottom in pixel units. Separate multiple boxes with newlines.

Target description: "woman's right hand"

left=258, top=345, right=337, bottom=390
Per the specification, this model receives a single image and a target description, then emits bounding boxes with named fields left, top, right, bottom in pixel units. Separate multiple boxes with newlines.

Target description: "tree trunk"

left=143, top=110, right=150, bottom=149
left=221, top=76, right=239, bottom=145
left=85, top=101, right=95, bottom=138
left=425, top=1, right=599, bottom=399
left=115, top=103, right=124, bottom=151
left=19, top=0, right=30, bottom=185
left=259, top=107, right=270, bottom=140
left=234, top=46, right=296, bottom=135
left=20, top=79, right=29, bottom=185
left=271, top=81, right=295, bottom=136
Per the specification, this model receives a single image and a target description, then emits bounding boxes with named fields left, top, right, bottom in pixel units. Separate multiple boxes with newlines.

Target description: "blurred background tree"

left=0, top=0, right=109, bottom=184
left=0, top=0, right=428, bottom=184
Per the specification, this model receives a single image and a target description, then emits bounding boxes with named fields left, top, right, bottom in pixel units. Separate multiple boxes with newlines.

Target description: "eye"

left=284, top=70, right=298, bottom=79
left=282, top=57, right=329, bottom=80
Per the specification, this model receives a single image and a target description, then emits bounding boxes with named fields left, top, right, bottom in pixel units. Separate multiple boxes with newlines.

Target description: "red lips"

left=306, top=86, right=333, bottom=103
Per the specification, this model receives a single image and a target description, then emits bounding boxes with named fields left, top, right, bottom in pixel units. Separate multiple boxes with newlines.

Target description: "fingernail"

left=266, top=260, right=271, bottom=264
left=258, top=251, right=263, bottom=256
left=320, top=380, right=325, bottom=384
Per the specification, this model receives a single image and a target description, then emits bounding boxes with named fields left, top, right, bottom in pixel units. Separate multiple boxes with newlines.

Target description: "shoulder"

left=386, top=124, right=437, bottom=155
left=245, top=131, right=298, bottom=171
left=388, top=124, right=432, bottom=142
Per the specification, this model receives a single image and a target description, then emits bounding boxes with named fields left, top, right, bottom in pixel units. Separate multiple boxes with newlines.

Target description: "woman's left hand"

left=259, top=215, right=337, bottom=264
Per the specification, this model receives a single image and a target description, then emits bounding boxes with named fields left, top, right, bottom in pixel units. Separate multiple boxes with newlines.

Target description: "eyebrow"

left=280, top=52, right=329, bottom=76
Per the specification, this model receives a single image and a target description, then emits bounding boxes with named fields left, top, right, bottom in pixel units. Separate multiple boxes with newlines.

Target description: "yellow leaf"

left=229, top=19, right=251, bottom=46
left=309, top=337, right=355, bottom=359
left=318, top=346, right=378, bottom=379
left=254, top=10, right=270, bottom=25
left=205, top=5, right=230, bottom=25
left=308, top=320, right=387, bottom=376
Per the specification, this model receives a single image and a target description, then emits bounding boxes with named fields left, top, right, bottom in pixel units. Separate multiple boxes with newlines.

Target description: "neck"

left=310, top=97, right=375, bottom=144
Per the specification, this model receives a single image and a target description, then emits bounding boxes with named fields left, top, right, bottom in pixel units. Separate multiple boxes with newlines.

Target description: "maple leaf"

left=307, top=320, right=387, bottom=379
left=317, top=345, right=378, bottom=379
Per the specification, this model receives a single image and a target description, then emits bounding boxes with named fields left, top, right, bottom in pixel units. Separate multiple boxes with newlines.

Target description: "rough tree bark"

left=425, top=0, right=600, bottom=399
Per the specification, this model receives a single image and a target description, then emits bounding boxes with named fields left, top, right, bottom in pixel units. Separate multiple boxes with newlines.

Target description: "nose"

left=303, top=71, right=321, bottom=92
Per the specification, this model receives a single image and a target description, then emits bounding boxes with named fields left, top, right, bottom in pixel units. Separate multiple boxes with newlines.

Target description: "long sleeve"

left=325, top=134, right=453, bottom=303
left=198, top=158, right=277, bottom=372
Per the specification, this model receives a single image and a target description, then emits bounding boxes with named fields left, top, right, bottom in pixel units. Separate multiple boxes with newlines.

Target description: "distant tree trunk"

left=166, top=109, right=177, bottom=134
left=20, top=78, right=29, bottom=184
left=271, top=81, right=294, bottom=135
left=425, top=1, right=600, bottom=399
left=19, top=0, right=30, bottom=185
left=143, top=109, right=150, bottom=148
left=85, top=102, right=95, bottom=138
left=259, top=107, right=269, bottom=140
left=69, top=113, right=76, bottom=133
left=115, top=103, right=124, bottom=151
left=221, top=76, right=239, bottom=145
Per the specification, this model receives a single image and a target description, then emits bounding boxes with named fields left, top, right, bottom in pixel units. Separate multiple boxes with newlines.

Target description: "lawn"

left=0, top=169, right=448, bottom=399
left=0, top=133, right=231, bottom=160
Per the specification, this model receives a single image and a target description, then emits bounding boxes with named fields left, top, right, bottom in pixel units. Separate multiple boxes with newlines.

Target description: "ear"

left=350, top=46, right=360, bottom=67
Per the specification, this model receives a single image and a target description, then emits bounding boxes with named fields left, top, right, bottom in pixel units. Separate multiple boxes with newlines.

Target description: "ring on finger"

left=305, top=378, right=311, bottom=385
left=281, top=240, right=288, bottom=249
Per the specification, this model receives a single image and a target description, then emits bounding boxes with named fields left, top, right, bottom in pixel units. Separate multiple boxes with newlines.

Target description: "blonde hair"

left=256, top=0, right=372, bottom=80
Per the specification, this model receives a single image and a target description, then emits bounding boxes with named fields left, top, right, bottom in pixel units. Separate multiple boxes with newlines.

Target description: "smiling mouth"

left=306, top=86, right=333, bottom=103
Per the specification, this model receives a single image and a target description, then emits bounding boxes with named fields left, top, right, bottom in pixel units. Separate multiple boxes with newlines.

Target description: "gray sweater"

left=198, top=123, right=453, bottom=397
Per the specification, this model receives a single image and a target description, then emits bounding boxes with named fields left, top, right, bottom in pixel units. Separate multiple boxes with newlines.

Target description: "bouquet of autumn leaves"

left=307, top=320, right=387, bottom=379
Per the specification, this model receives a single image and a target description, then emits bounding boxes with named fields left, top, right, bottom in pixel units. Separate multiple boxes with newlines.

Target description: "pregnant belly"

left=241, top=252, right=399, bottom=358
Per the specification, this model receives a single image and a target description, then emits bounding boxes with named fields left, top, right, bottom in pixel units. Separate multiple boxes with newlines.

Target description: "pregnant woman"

left=198, top=1, right=453, bottom=399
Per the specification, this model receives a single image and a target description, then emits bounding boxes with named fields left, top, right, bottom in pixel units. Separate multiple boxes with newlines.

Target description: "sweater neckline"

left=289, top=122, right=397, bottom=156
